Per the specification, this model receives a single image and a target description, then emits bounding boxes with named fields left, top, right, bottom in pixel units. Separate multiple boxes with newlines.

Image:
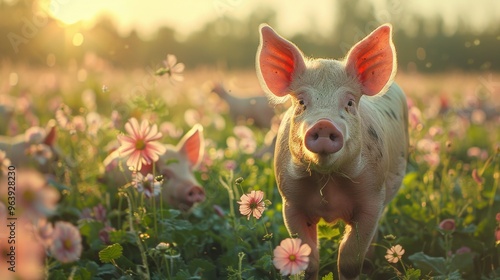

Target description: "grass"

left=0, top=63, right=499, bottom=279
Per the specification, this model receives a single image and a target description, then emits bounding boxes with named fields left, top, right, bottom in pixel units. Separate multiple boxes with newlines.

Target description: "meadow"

left=0, top=57, right=499, bottom=279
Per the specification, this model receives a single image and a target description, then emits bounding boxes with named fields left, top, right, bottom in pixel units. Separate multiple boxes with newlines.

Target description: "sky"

left=44, top=0, right=500, bottom=39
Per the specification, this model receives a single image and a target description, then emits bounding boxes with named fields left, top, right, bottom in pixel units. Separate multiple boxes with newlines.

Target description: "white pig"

left=0, top=121, right=62, bottom=174
left=212, top=82, right=275, bottom=128
left=256, top=24, right=408, bottom=279
left=103, top=124, right=206, bottom=210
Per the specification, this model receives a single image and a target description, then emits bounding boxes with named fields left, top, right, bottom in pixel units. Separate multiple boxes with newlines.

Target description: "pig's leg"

left=282, top=202, right=320, bottom=280
left=337, top=205, right=382, bottom=280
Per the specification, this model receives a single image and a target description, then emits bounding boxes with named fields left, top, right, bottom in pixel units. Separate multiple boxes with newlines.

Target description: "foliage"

left=1, top=53, right=499, bottom=280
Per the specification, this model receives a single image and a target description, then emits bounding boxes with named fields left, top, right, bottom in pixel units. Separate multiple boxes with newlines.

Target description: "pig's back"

left=360, top=83, right=409, bottom=203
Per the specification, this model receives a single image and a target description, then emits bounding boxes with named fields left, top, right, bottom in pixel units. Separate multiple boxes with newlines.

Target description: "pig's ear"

left=44, top=120, right=57, bottom=146
left=177, top=124, right=204, bottom=169
left=345, top=24, right=396, bottom=96
left=256, top=24, right=306, bottom=98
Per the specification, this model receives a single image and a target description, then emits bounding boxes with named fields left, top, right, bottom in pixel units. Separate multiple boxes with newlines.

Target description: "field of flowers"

left=0, top=55, right=499, bottom=279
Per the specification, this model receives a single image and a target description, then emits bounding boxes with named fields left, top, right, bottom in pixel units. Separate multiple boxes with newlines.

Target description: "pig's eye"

left=298, top=99, right=306, bottom=111
left=347, top=100, right=354, bottom=107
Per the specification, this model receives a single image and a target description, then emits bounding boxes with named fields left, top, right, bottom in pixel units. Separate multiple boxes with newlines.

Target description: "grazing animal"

left=212, top=83, right=275, bottom=128
left=103, top=124, right=206, bottom=210
left=256, top=23, right=408, bottom=279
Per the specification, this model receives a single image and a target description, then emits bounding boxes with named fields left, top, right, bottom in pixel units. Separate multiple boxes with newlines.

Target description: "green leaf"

left=99, top=243, right=123, bottom=263
left=408, top=252, right=447, bottom=275
left=404, top=268, right=421, bottom=280
left=255, top=254, right=273, bottom=271
left=321, top=272, right=334, bottom=280
left=318, top=223, right=340, bottom=240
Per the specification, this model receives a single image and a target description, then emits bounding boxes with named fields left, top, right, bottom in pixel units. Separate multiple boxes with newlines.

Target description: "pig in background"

left=103, top=124, right=206, bottom=211
left=211, top=82, right=276, bottom=129
left=0, top=120, right=64, bottom=174
left=257, top=23, right=408, bottom=280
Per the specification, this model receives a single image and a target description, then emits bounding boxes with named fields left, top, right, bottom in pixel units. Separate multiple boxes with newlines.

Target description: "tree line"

left=1, top=0, right=499, bottom=72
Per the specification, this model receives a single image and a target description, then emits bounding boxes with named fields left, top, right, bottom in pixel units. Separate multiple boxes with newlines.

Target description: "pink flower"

left=237, top=190, right=266, bottom=220
left=0, top=219, right=45, bottom=280
left=26, top=144, right=54, bottom=165
left=439, top=218, right=456, bottom=231
left=9, top=169, right=60, bottom=219
left=455, top=246, right=471, bottom=255
left=117, top=118, right=166, bottom=171
left=50, top=221, right=82, bottom=263
left=134, top=173, right=162, bottom=198
left=496, top=212, right=500, bottom=223
left=385, top=244, right=405, bottom=263
left=273, top=238, right=311, bottom=276
left=161, top=54, right=185, bottom=83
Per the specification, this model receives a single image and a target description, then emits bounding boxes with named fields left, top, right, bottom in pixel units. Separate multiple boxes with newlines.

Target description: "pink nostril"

left=304, top=119, right=343, bottom=154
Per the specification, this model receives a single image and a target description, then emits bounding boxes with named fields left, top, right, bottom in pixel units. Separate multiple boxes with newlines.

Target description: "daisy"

left=385, top=244, right=405, bottom=263
left=273, top=238, right=311, bottom=276
left=50, top=221, right=82, bottom=263
left=237, top=190, right=266, bottom=220
left=134, top=173, right=162, bottom=198
left=117, top=118, right=166, bottom=171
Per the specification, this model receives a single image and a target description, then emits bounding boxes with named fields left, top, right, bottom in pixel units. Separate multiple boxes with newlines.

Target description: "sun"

left=45, top=0, right=104, bottom=25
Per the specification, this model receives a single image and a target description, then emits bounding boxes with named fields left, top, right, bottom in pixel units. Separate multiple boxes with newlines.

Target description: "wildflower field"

left=0, top=58, right=499, bottom=280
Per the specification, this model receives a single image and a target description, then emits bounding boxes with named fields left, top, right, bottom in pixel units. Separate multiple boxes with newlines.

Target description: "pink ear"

left=345, top=24, right=396, bottom=96
left=44, top=122, right=57, bottom=146
left=256, top=24, right=306, bottom=97
left=178, top=124, right=204, bottom=168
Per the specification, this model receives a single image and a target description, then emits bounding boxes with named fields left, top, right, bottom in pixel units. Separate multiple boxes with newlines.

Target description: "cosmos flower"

left=134, top=173, right=162, bottom=198
left=273, top=238, right=311, bottom=276
left=385, top=244, right=405, bottom=263
left=160, top=54, right=185, bottom=83
left=0, top=219, right=45, bottom=280
left=117, top=118, right=166, bottom=171
left=12, top=169, right=59, bottom=219
left=50, top=221, right=83, bottom=263
left=237, top=190, right=266, bottom=220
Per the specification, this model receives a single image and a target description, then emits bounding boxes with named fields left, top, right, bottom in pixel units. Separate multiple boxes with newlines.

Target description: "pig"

left=103, top=124, right=206, bottom=210
left=256, top=23, right=408, bottom=279
left=0, top=121, right=62, bottom=174
left=212, top=82, right=275, bottom=128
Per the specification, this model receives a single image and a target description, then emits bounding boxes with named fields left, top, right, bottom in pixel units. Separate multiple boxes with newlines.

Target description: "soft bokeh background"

left=1, top=0, right=499, bottom=72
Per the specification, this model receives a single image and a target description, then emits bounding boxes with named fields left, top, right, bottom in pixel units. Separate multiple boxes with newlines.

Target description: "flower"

left=10, top=169, right=60, bottom=219
left=439, top=218, right=456, bottom=231
left=26, top=144, right=54, bottom=165
left=385, top=244, right=405, bottom=263
left=273, top=238, right=311, bottom=276
left=237, top=190, right=266, bottom=220
left=496, top=212, right=500, bottom=223
left=0, top=219, right=45, bottom=280
left=134, top=173, right=162, bottom=198
left=50, top=221, right=82, bottom=263
left=0, top=150, right=11, bottom=175
left=160, top=54, right=185, bottom=83
left=117, top=118, right=166, bottom=171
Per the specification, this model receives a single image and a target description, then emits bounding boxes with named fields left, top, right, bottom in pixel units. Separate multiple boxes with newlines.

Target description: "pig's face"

left=156, top=124, right=205, bottom=210
left=257, top=24, right=395, bottom=174
left=287, top=59, right=365, bottom=173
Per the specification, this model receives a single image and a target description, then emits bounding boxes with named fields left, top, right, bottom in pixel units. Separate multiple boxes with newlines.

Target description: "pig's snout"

left=304, top=119, right=343, bottom=154
left=187, top=185, right=205, bottom=204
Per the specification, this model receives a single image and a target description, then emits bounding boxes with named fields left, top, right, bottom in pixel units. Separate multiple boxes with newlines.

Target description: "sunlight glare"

left=48, top=0, right=105, bottom=25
